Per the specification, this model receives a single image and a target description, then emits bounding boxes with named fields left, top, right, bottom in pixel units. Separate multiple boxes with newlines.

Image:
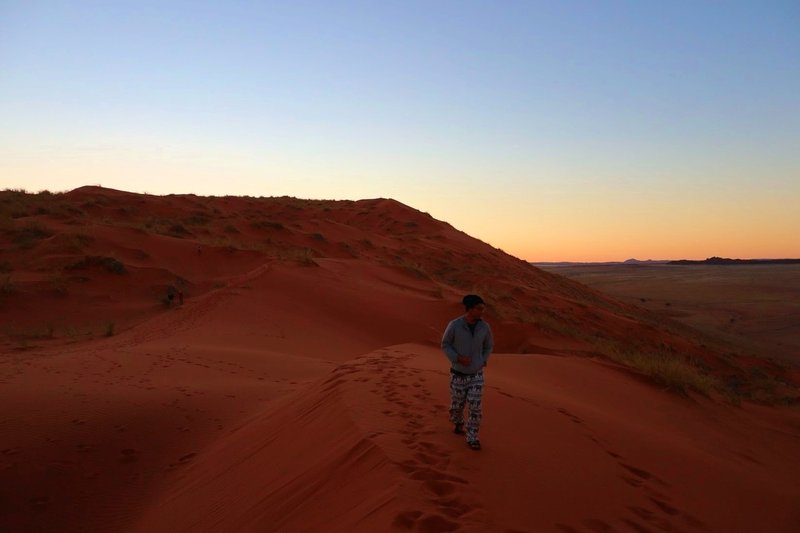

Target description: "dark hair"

left=462, top=294, right=485, bottom=310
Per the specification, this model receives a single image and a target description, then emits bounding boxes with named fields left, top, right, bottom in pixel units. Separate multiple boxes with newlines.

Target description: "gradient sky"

left=1, top=1, right=798, bottom=261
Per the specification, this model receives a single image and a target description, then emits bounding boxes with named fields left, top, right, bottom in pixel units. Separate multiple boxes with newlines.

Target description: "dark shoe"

left=467, top=439, right=481, bottom=450
left=453, top=423, right=465, bottom=435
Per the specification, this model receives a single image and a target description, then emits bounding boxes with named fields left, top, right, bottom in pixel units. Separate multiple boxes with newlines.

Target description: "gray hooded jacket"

left=441, top=316, right=494, bottom=375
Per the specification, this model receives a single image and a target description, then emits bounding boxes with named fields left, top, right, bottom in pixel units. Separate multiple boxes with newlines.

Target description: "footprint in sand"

left=619, top=462, right=670, bottom=487
left=392, top=510, right=423, bottom=528
left=119, top=448, right=138, bottom=463
left=621, top=475, right=644, bottom=488
left=30, top=495, right=49, bottom=511
left=409, top=467, right=468, bottom=485
left=413, top=451, right=440, bottom=465
left=75, top=443, right=93, bottom=453
left=416, top=513, right=461, bottom=532
left=178, top=452, right=197, bottom=463
left=649, top=496, right=679, bottom=516
left=556, top=408, right=584, bottom=425
left=433, top=496, right=472, bottom=519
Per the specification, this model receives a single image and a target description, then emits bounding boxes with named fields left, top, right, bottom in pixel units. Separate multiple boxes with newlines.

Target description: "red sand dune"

left=1, top=187, right=799, bottom=532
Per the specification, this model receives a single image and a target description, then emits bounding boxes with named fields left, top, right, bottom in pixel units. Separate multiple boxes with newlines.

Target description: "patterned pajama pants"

left=449, top=369, right=484, bottom=443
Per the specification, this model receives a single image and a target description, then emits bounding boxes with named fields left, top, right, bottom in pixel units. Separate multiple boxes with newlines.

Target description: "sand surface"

left=2, top=188, right=799, bottom=532
left=2, top=259, right=799, bottom=532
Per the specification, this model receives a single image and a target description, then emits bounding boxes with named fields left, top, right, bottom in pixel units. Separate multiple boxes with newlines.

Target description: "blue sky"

left=1, top=1, right=798, bottom=260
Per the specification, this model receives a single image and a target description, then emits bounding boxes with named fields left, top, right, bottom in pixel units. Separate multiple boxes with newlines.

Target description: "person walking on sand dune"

left=441, top=294, right=493, bottom=450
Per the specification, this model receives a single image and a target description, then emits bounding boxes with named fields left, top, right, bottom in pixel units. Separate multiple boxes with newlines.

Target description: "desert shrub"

left=65, top=326, right=81, bottom=338
left=184, top=213, right=210, bottom=226
left=594, top=338, right=717, bottom=396
left=105, top=258, right=126, bottom=274
left=66, top=256, right=127, bottom=274
left=251, top=220, right=284, bottom=231
left=277, top=247, right=318, bottom=266
left=11, top=223, right=52, bottom=248
left=338, top=242, right=358, bottom=258
left=8, top=324, right=55, bottom=340
left=394, top=257, right=430, bottom=280
left=167, top=224, right=191, bottom=238
left=52, top=232, right=93, bottom=253
left=721, top=367, right=795, bottom=406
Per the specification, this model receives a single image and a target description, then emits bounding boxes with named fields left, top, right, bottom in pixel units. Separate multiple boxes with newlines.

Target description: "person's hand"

left=457, top=355, right=471, bottom=366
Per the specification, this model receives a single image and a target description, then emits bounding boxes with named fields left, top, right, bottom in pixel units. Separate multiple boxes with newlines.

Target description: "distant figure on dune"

left=441, top=294, right=494, bottom=450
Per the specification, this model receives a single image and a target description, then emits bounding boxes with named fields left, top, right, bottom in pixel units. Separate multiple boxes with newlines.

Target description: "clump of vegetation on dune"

left=66, top=256, right=127, bottom=274
left=591, top=337, right=797, bottom=406
left=0, top=188, right=81, bottom=221
left=8, top=223, right=53, bottom=249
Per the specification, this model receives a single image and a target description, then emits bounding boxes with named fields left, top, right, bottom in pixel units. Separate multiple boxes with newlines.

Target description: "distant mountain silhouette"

left=668, top=256, right=800, bottom=265
left=531, top=259, right=671, bottom=267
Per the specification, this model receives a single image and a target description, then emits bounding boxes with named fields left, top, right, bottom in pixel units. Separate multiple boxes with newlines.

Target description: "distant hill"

left=668, top=256, right=800, bottom=265
left=531, top=259, right=670, bottom=267
left=533, top=257, right=800, bottom=267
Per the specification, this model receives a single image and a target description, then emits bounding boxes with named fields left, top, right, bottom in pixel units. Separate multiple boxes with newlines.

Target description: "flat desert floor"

left=538, top=264, right=800, bottom=364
